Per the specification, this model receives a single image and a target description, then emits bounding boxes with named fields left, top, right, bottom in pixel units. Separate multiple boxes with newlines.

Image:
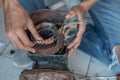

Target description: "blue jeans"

left=19, top=0, right=120, bottom=72
left=79, top=0, right=120, bottom=72
left=19, top=0, right=46, bottom=13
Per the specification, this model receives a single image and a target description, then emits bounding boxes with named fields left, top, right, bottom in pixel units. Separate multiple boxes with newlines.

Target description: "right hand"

left=4, top=2, right=42, bottom=53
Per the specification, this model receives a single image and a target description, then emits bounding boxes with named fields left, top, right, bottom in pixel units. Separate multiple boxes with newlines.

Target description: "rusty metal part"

left=19, top=69, right=74, bottom=80
left=30, top=9, right=63, bottom=29
left=29, top=54, right=68, bottom=70
left=28, top=9, right=65, bottom=56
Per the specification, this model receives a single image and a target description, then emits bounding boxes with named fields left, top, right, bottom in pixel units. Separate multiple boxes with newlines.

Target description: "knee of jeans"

left=111, top=64, right=120, bottom=72
left=115, top=45, right=120, bottom=63
left=109, top=45, right=120, bottom=70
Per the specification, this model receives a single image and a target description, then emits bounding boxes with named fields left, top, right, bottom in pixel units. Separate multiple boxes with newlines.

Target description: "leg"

left=79, top=0, right=120, bottom=71
left=79, top=24, right=112, bottom=66
left=19, top=0, right=46, bottom=13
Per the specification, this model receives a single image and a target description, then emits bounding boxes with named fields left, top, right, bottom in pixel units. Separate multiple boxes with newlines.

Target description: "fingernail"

left=38, top=38, right=43, bottom=41
left=32, top=49, right=36, bottom=53
left=65, top=15, right=70, bottom=19
left=67, top=45, right=72, bottom=49
left=67, top=46, right=70, bottom=49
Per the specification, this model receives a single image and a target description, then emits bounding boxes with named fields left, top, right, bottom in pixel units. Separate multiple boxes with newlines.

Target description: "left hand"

left=65, top=5, right=87, bottom=57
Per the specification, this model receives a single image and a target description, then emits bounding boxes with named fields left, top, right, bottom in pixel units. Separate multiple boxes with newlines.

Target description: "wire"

left=63, top=21, right=87, bottom=29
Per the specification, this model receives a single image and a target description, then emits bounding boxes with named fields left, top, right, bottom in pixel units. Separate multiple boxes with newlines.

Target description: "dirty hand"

left=65, top=4, right=87, bottom=57
left=3, top=0, right=42, bottom=53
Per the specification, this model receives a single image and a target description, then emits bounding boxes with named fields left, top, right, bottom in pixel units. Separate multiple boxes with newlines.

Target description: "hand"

left=65, top=5, right=87, bottom=57
left=0, top=0, right=3, bottom=7
left=4, top=0, right=42, bottom=53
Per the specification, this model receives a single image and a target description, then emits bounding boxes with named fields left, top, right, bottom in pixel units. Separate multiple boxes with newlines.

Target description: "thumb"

left=65, top=10, right=75, bottom=19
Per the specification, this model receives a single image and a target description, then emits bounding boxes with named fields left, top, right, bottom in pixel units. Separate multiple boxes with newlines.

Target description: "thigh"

left=79, top=24, right=111, bottom=66
left=19, top=0, right=46, bottom=13
left=89, top=0, right=120, bottom=49
left=80, top=0, right=120, bottom=70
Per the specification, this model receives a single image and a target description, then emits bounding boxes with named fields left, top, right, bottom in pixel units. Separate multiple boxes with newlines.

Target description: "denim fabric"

left=19, top=0, right=46, bottom=13
left=79, top=0, right=120, bottom=72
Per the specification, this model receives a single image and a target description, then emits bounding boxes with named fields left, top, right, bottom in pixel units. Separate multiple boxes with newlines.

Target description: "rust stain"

left=20, top=69, right=74, bottom=80
left=27, top=9, right=66, bottom=56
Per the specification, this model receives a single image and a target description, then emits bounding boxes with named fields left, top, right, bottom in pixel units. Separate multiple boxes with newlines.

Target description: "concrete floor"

left=0, top=5, right=119, bottom=80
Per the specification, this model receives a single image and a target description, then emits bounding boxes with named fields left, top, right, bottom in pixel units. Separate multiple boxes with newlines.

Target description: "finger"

left=9, top=37, right=17, bottom=48
left=12, top=34, right=35, bottom=53
left=16, top=29, right=35, bottom=47
left=67, top=48, right=75, bottom=57
left=67, top=41, right=80, bottom=57
left=67, top=39, right=80, bottom=57
left=67, top=37, right=79, bottom=49
left=73, top=41, right=80, bottom=49
left=65, top=10, right=75, bottom=19
left=6, top=32, right=17, bottom=47
left=72, top=6, right=83, bottom=21
left=67, top=23, right=85, bottom=49
left=77, top=24, right=86, bottom=38
left=69, top=25, right=85, bottom=49
left=25, top=47, right=36, bottom=53
left=27, top=20, right=43, bottom=40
